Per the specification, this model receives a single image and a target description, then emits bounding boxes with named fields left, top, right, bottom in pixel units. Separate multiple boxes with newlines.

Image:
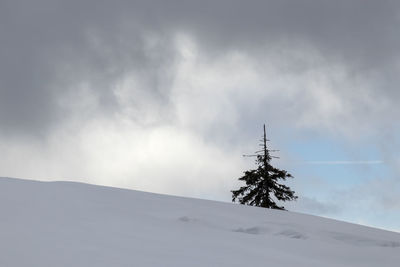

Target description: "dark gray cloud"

left=1, top=0, right=400, bottom=137
left=0, top=0, right=173, bottom=135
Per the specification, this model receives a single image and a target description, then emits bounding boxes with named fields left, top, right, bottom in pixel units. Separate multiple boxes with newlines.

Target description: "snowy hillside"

left=0, top=177, right=399, bottom=266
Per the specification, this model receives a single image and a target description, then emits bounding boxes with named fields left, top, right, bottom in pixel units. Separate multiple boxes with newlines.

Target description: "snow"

left=0, top=177, right=399, bottom=266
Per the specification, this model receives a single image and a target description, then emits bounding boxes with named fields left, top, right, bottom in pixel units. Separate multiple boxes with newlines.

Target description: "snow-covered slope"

left=0, top=177, right=399, bottom=266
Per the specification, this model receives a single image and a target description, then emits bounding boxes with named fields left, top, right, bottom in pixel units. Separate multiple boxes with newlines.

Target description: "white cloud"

left=0, top=116, right=246, bottom=201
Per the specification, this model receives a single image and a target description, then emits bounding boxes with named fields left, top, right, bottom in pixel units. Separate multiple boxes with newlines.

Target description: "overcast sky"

left=1, top=0, right=399, bottom=232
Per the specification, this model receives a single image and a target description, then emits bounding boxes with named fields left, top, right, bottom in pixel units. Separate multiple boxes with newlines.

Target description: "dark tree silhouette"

left=232, top=125, right=297, bottom=210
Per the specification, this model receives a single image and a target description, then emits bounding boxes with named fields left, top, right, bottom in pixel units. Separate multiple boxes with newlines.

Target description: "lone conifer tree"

left=232, top=125, right=297, bottom=210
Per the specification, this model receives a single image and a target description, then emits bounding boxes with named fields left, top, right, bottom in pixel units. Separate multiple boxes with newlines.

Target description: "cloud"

left=0, top=117, right=247, bottom=200
left=284, top=196, right=340, bottom=215
left=1, top=0, right=400, bottom=137
left=1, top=0, right=400, bottom=229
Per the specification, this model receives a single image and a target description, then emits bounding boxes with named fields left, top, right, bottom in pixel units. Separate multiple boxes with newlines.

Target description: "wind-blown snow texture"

left=0, top=177, right=399, bottom=266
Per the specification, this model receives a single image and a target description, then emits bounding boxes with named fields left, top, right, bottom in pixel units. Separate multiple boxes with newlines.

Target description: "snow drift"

left=0, top=177, right=399, bottom=266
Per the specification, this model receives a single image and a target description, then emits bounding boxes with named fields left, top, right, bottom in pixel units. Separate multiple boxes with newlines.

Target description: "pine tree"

left=231, top=125, right=297, bottom=210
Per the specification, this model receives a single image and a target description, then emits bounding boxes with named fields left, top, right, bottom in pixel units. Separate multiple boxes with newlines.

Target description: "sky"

left=1, top=0, right=399, bottom=232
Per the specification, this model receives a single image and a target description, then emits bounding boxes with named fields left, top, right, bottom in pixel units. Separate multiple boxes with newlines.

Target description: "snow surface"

left=0, top=177, right=399, bottom=266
